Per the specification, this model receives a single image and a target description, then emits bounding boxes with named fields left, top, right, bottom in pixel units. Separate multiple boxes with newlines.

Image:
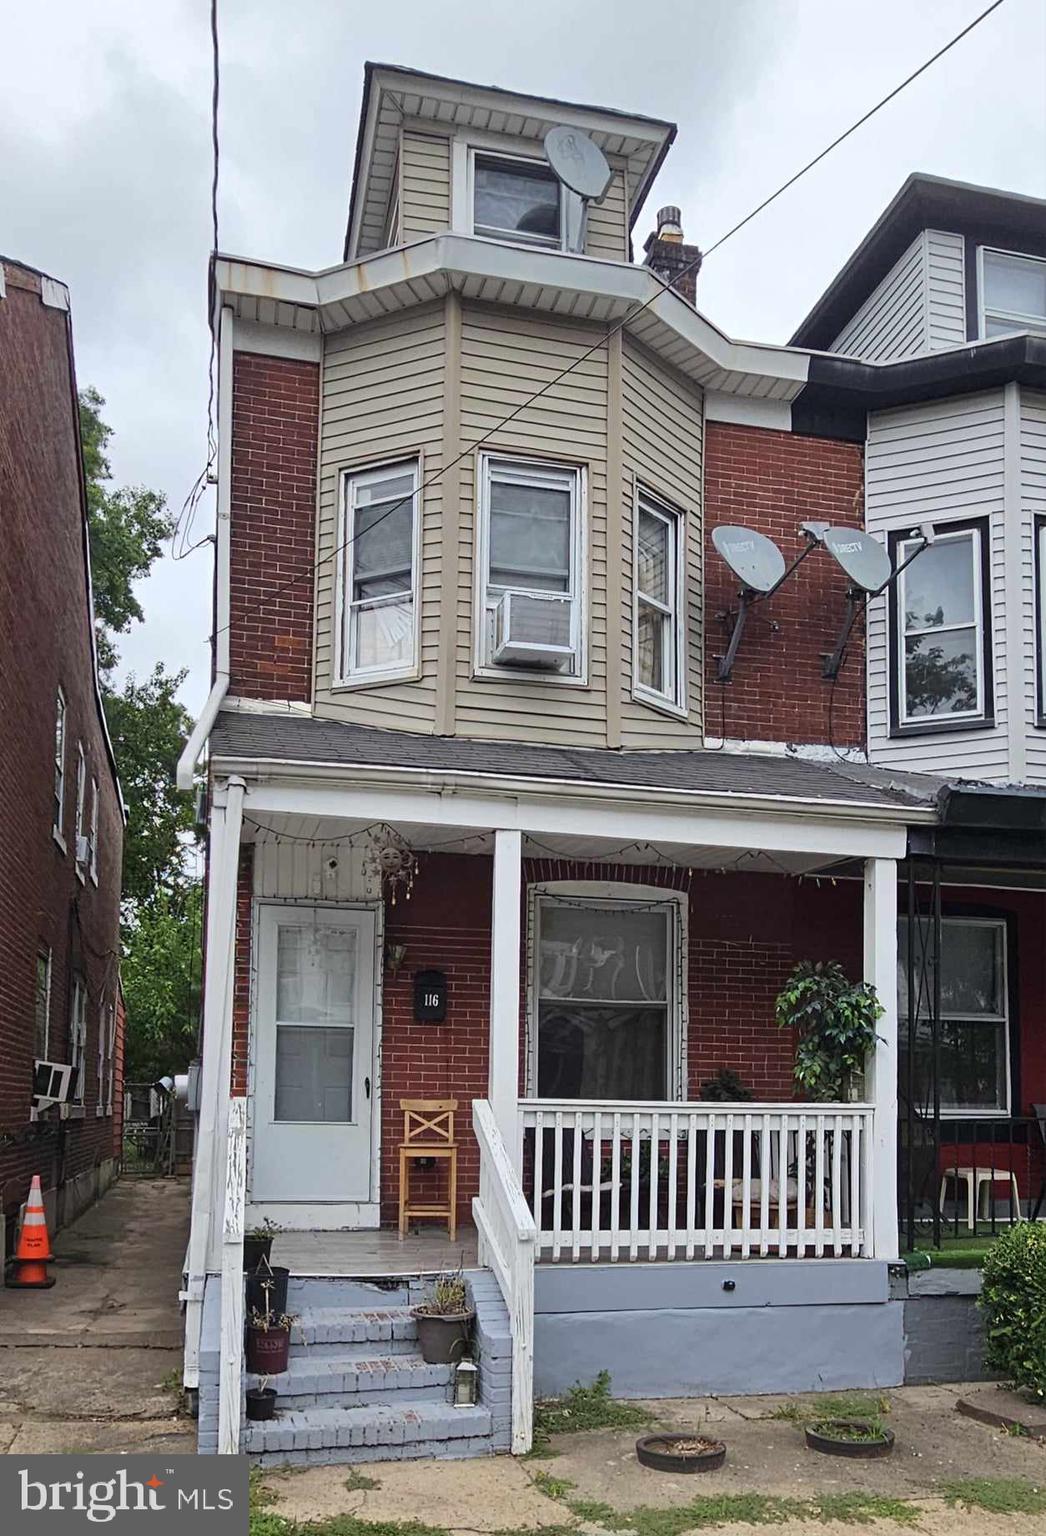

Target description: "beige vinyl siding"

left=1021, top=389, right=1046, bottom=781
left=619, top=335, right=703, bottom=747
left=400, top=130, right=452, bottom=241
left=314, top=304, right=445, bottom=732
left=585, top=165, right=629, bottom=262
left=865, top=391, right=1010, bottom=778
left=454, top=302, right=611, bottom=746
left=831, top=234, right=928, bottom=360
left=925, top=231, right=967, bottom=350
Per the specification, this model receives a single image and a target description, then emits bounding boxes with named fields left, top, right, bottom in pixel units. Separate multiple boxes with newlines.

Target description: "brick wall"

left=229, top=352, right=319, bottom=701
left=0, top=262, right=123, bottom=1232
left=704, top=421, right=866, bottom=749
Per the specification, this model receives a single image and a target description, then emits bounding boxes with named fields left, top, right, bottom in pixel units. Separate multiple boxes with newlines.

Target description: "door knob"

left=364, top=1076, right=371, bottom=1099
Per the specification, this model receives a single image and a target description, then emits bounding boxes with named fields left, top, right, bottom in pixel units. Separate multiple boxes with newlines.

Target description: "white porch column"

left=864, top=856, right=899, bottom=1262
left=181, top=775, right=246, bottom=1389
left=489, top=828, right=523, bottom=1172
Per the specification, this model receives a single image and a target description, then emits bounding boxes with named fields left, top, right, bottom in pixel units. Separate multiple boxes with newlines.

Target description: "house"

left=178, top=67, right=1045, bottom=1460
left=0, top=258, right=125, bottom=1254
left=792, top=174, right=1046, bottom=1269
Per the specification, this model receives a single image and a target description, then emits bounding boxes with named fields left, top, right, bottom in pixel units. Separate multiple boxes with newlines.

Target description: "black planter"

left=245, top=1325, right=290, bottom=1375
left=246, top=1265, right=289, bottom=1319
left=635, top=1434, right=727, bottom=1473
left=245, top=1387, right=277, bottom=1422
left=243, top=1235, right=274, bottom=1272
left=412, top=1308, right=474, bottom=1365
left=805, top=1420, right=895, bottom=1459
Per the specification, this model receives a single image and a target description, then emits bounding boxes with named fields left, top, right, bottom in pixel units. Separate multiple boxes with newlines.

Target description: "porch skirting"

left=532, top=1260, right=904, bottom=1398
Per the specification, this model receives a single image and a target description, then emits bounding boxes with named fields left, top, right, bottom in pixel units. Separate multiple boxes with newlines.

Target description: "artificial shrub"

left=980, top=1222, right=1046, bottom=1398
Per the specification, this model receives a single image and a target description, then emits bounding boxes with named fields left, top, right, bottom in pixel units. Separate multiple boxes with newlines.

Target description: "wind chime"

left=363, top=825, right=418, bottom=905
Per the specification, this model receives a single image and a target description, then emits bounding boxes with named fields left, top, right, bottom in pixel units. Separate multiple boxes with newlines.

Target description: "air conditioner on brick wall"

left=493, top=591, right=574, bottom=668
left=32, top=1060, right=75, bottom=1112
left=76, top=834, right=92, bottom=867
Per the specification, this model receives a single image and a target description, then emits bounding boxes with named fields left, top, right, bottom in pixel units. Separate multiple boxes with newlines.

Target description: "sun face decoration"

left=363, top=826, right=417, bottom=905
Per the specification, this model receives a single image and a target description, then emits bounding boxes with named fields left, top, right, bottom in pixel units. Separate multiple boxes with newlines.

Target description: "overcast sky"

left=2, top=0, right=1043, bottom=714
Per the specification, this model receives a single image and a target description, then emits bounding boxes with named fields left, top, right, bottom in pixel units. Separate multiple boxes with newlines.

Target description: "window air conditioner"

left=493, top=591, right=574, bottom=668
left=76, top=834, right=91, bottom=865
left=32, top=1060, right=75, bottom=1112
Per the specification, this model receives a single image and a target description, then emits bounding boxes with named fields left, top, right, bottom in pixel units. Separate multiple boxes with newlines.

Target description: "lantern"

left=453, top=1357, right=478, bottom=1407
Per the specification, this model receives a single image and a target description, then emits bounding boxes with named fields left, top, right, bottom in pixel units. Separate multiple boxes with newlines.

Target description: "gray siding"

left=400, top=130, right=452, bottom=241
left=585, top=166, right=629, bottom=263
left=865, top=391, right=1010, bottom=778
left=619, top=335, right=704, bottom=747
left=830, top=230, right=966, bottom=360
left=1022, top=389, right=1046, bottom=781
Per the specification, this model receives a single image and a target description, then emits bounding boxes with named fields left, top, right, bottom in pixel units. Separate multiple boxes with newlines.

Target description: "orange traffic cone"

left=6, top=1174, right=55, bottom=1288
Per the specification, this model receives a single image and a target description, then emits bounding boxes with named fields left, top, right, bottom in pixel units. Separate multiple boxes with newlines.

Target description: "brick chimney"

left=643, top=206, right=702, bottom=306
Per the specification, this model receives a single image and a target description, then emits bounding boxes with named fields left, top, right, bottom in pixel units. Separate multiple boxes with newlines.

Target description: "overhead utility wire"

left=209, top=0, right=1006, bottom=643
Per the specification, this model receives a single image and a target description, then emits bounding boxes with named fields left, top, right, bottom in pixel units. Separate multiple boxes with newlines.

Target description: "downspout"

left=176, top=303, right=234, bottom=792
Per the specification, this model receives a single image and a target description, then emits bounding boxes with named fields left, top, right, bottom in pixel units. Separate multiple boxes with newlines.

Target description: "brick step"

left=292, top=1307, right=418, bottom=1350
left=247, top=1352, right=452, bottom=1409
left=244, top=1401, right=493, bottom=1465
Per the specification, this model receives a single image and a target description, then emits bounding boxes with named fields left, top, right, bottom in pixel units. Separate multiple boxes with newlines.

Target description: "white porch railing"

left=218, top=1096, right=247, bottom=1456
left=520, top=1100, right=874, bottom=1262
left=472, top=1099, right=536, bottom=1455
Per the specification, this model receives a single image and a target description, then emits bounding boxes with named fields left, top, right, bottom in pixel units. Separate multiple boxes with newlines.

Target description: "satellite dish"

left=821, top=527, right=891, bottom=593
left=712, top=525, right=787, bottom=594
left=544, top=127, right=613, bottom=202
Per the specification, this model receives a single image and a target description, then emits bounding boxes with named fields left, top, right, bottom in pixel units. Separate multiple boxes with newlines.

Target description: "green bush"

left=980, top=1223, right=1046, bottom=1398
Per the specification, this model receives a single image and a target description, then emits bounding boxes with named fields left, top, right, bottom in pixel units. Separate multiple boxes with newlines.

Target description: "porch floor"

left=271, top=1225, right=479, bottom=1277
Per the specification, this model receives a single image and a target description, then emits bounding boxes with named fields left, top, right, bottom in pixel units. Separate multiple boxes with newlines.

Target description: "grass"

left=529, top=1371, right=652, bottom=1456
left=766, top=1392, right=890, bottom=1429
left=345, top=1472, right=381, bottom=1493
left=940, top=1477, right=1046, bottom=1515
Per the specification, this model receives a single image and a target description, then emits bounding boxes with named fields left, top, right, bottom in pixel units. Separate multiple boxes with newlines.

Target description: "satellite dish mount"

left=816, top=524, right=933, bottom=679
left=544, top=127, right=613, bottom=254
left=711, top=525, right=819, bottom=682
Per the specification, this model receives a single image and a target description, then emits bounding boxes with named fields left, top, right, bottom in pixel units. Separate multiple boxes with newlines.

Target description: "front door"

left=252, top=905, right=377, bottom=1207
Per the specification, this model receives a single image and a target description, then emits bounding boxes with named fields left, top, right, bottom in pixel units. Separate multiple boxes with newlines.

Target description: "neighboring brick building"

left=0, top=258, right=124, bottom=1246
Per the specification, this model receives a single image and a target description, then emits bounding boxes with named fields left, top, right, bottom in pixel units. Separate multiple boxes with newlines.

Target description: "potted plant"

left=245, top=1373, right=277, bottom=1422
left=775, top=961, right=882, bottom=1102
left=243, top=1217, right=281, bottom=1272
left=245, top=1253, right=289, bottom=1319
left=805, top=1417, right=894, bottom=1458
left=245, top=1299, right=295, bottom=1375
left=412, top=1270, right=474, bottom=1365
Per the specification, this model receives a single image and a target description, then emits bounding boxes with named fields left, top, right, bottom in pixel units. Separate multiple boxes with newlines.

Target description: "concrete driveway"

left=0, top=1176, right=195, bottom=1454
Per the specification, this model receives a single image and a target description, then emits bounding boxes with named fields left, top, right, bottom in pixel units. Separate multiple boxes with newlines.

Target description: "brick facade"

left=704, top=421, right=866, bottom=749
left=229, top=352, right=319, bottom=701
left=0, top=262, right=123, bottom=1237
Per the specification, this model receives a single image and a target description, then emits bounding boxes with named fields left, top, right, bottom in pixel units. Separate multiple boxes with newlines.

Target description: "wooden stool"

left=398, top=1099, right=458, bottom=1240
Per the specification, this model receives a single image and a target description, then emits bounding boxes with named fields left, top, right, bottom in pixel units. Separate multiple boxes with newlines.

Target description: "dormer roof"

left=343, top=62, right=676, bottom=261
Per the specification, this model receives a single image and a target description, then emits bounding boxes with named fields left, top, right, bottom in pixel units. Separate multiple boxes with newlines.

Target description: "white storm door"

left=252, top=906, right=376, bottom=1205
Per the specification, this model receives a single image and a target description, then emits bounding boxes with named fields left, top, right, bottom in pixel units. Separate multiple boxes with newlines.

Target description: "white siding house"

left=830, top=231, right=966, bottom=361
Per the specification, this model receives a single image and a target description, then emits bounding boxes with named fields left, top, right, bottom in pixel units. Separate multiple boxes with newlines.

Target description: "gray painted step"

left=247, top=1353, right=452, bottom=1409
left=293, top=1307, right=418, bottom=1349
left=244, top=1401, right=492, bottom=1463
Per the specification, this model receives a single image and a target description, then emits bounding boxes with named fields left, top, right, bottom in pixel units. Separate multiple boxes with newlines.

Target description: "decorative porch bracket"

left=864, top=856, right=899, bottom=1261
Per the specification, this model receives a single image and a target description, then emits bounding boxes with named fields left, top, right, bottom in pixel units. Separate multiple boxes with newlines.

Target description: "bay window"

left=532, top=894, right=680, bottom=1100
left=899, top=916, right=1010, bottom=1116
left=980, top=247, right=1046, bottom=339
left=339, top=460, right=419, bottom=683
left=892, top=521, right=990, bottom=728
left=634, top=489, right=684, bottom=709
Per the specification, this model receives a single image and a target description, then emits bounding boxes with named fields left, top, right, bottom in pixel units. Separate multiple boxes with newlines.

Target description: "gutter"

left=176, top=303, right=233, bottom=792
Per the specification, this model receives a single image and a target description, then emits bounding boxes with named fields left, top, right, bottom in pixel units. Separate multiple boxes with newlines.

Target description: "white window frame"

left=978, top=245, right=1046, bottom=340
left=335, top=457, right=421, bottom=687
left=475, top=453, right=587, bottom=682
left=896, top=524, right=986, bottom=727
left=35, top=948, right=52, bottom=1060
left=525, top=883, right=687, bottom=1101
left=632, top=487, right=686, bottom=715
left=53, top=688, right=67, bottom=849
left=96, top=989, right=107, bottom=1115
left=1037, top=516, right=1046, bottom=724
left=467, top=145, right=565, bottom=250
left=106, top=999, right=117, bottom=1115
left=900, top=915, right=1011, bottom=1119
left=73, top=744, right=87, bottom=880
left=89, top=775, right=99, bottom=884
left=70, top=976, right=88, bottom=1103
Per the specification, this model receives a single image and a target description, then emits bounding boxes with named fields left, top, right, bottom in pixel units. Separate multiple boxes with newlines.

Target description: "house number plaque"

left=413, top=969, right=448, bottom=1023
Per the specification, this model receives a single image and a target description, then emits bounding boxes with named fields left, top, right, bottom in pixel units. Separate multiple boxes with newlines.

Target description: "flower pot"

left=246, top=1265, right=289, bottom=1319
left=243, top=1235, right=274, bottom=1272
left=635, top=1433, right=727, bottom=1473
left=804, top=1420, right=895, bottom=1459
left=412, top=1308, right=475, bottom=1365
left=245, top=1324, right=290, bottom=1375
left=245, top=1387, right=277, bottom=1422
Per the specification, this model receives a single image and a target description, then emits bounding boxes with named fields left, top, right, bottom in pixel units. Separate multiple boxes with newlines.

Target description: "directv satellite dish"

left=712, top=525, right=787, bottom=595
left=544, top=127, right=613, bottom=253
left=821, top=527, right=891, bottom=594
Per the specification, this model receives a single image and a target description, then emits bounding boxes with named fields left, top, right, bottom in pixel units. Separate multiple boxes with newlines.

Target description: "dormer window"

left=980, top=248, right=1046, bottom=338
left=472, top=152, right=562, bottom=248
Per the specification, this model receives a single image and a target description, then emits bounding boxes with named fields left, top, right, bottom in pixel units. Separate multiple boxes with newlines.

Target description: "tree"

left=80, top=386, right=175, bottom=676
left=121, top=884, right=203, bottom=1081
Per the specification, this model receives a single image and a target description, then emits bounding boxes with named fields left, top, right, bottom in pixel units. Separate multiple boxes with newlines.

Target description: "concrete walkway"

left=0, top=1176, right=195, bottom=1453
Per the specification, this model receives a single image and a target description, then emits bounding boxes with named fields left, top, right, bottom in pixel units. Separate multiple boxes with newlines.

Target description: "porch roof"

left=211, top=710, right=937, bottom=816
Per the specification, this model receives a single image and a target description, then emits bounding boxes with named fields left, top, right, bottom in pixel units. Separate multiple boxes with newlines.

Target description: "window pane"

left=276, top=925, right=356, bottom=1025
left=538, top=1003, right=666, bottom=1098
left=489, top=479, right=571, bottom=591
left=35, top=955, right=49, bottom=1057
left=539, top=904, right=668, bottom=1002
left=637, top=603, right=665, bottom=693
left=899, top=1019, right=1006, bottom=1112
left=275, top=1025, right=353, bottom=1122
left=353, top=596, right=413, bottom=670
left=904, top=627, right=979, bottom=717
left=903, top=537, right=976, bottom=631
left=474, top=159, right=559, bottom=241
left=352, top=497, right=413, bottom=599
left=637, top=509, right=670, bottom=604
left=984, top=250, right=1046, bottom=321
left=899, top=921, right=1004, bottom=1019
